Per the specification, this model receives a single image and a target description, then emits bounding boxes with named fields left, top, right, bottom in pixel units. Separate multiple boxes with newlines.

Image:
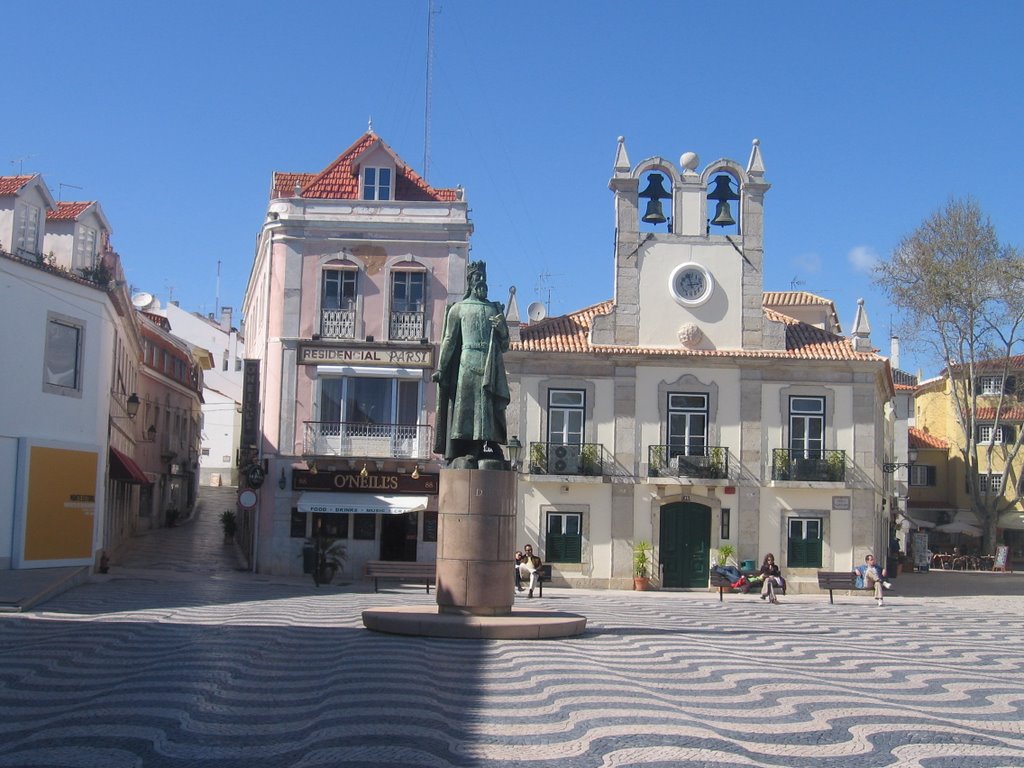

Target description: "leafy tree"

left=875, top=199, right=1024, bottom=555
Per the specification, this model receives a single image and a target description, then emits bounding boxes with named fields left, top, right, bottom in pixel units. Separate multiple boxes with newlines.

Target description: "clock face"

left=670, top=264, right=713, bottom=306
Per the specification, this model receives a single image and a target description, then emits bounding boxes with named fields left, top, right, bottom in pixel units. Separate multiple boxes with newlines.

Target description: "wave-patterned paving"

left=1, top=576, right=1023, bottom=767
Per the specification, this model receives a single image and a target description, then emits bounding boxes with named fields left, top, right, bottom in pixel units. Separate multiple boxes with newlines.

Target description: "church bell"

left=638, top=172, right=671, bottom=225
left=707, top=174, right=739, bottom=228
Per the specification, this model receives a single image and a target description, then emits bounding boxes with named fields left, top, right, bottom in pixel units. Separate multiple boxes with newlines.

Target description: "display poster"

left=994, top=545, right=1010, bottom=572
left=24, top=445, right=97, bottom=561
left=912, top=531, right=930, bottom=570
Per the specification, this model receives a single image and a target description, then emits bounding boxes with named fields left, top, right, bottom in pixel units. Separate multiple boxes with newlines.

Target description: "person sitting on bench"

left=518, top=544, right=543, bottom=598
left=854, top=553, right=892, bottom=607
left=758, top=553, right=785, bottom=603
left=514, top=550, right=525, bottom=592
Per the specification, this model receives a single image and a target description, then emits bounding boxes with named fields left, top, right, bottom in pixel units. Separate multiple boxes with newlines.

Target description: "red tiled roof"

left=271, top=132, right=459, bottom=202
left=513, top=300, right=883, bottom=362
left=975, top=405, right=1024, bottom=421
left=909, top=426, right=949, bottom=450
left=0, top=175, right=34, bottom=196
left=762, top=290, right=833, bottom=307
left=47, top=201, right=93, bottom=220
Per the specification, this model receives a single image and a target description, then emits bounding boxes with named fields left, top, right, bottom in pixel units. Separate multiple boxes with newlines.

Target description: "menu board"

left=912, top=532, right=930, bottom=570
left=994, top=545, right=1010, bottom=572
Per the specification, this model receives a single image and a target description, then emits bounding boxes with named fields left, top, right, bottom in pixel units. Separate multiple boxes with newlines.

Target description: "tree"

left=875, top=199, right=1024, bottom=555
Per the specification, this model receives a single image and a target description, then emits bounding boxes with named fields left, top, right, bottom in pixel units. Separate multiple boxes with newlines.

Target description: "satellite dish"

left=131, top=292, right=154, bottom=310
left=527, top=302, right=547, bottom=323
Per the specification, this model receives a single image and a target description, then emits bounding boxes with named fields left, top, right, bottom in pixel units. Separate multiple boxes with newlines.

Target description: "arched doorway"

left=660, top=501, right=711, bottom=588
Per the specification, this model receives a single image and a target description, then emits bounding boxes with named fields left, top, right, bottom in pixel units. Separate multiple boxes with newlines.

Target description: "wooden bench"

left=816, top=570, right=858, bottom=604
left=364, top=560, right=435, bottom=593
left=709, top=571, right=767, bottom=601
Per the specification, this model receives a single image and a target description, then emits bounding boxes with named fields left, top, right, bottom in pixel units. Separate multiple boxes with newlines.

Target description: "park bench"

left=364, top=560, right=436, bottom=593
left=816, top=570, right=859, bottom=604
left=708, top=570, right=780, bottom=601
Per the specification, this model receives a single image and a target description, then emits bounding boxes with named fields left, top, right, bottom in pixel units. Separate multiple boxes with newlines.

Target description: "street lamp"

left=507, top=435, right=522, bottom=470
left=883, top=447, right=918, bottom=474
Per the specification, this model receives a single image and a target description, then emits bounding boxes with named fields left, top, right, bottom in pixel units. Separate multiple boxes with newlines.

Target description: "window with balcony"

left=321, top=268, right=357, bottom=339
left=363, top=167, right=392, bottom=201
left=667, top=393, right=708, bottom=457
left=546, top=511, right=582, bottom=563
left=390, top=270, right=426, bottom=340
left=787, top=517, right=822, bottom=568
left=43, top=313, right=83, bottom=396
left=314, top=376, right=425, bottom=458
left=790, top=396, right=824, bottom=457
left=548, top=389, right=584, bottom=446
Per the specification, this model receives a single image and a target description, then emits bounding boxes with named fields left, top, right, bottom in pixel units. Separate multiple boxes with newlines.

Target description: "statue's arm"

left=491, top=302, right=510, bottom=351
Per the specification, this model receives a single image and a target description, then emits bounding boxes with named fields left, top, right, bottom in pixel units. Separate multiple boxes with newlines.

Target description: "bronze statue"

left=433, top=261, right=510, bottom=468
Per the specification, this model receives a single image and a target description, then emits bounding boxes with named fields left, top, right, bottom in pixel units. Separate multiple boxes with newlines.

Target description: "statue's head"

left=465, top=260, right=488, bottom=299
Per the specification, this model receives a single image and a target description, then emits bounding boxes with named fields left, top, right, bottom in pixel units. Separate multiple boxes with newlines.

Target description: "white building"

left=140, top=298, right=244, bottom=487
left=504, top=139, right=894, bottom=592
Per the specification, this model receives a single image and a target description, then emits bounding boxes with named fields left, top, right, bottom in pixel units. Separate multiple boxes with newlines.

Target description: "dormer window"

left=363, top=167, right=392, bottom=201
left=73, top=224, right=97, bottom=272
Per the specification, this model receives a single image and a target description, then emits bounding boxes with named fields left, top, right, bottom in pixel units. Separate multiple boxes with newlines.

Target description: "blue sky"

left=4, top=1, right=1022, bottom=378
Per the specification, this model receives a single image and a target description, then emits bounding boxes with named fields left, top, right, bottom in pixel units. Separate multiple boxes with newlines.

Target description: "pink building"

left=242, top=131, right=472, bottom=577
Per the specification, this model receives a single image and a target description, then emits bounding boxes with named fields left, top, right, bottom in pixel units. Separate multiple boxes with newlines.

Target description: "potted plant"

left=633, top=540, right=652, bottom=590
left=529, top=442, right=547, bottom=474
left=648, top=445, right=666, bottom=477
left=220, top=510, right=237, bottom=543
left=708, top=447, right=726, bottom=479
left=308, top=536, right=347, bottom=586
left=825, top=451, right=845, bottom=481
left=579, top=444, right=599, bottom=475
left=716, top=543, right=736, bottom=567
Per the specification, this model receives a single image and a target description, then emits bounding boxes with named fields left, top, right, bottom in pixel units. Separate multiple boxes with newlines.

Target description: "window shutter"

left=1005, top=376, right=1017, bottom=395
left=1004, top=425, right=1016, bottom=444
left=926, top=466, right=937, bottom=486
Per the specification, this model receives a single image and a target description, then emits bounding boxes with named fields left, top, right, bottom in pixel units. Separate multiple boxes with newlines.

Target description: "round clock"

left=670, top=263, right=714, bottom=306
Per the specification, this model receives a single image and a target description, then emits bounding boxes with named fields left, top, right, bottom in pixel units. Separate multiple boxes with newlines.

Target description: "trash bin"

left=302, top=544, right=316, bottom=574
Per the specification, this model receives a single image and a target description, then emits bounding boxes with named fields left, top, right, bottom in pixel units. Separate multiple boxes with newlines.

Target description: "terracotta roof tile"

left=47, top=201, right=93, bottom=220
left=762, top=290, right=833, bottom=307
left=0, top=175, right=35, bottom=196
left=975, top=405, right=1024, bottom=421
left=512, top=299, right=884, bottom=363
left=272, top=132, right=460, bottom=202
left=909, top=426, right=949, bottom=450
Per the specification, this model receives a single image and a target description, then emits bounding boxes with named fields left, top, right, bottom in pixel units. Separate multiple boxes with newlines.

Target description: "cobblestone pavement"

left=1, top=492, right=1023, bottom=767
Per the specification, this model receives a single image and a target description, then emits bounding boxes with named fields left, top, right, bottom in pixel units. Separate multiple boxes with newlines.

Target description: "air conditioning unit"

left=550, top=444, right=581, bottom=474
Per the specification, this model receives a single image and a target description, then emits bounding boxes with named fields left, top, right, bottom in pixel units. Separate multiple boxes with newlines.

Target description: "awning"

left=109, top=446, right=151, bottom=485
left=297, top=492, right=428, bottom=515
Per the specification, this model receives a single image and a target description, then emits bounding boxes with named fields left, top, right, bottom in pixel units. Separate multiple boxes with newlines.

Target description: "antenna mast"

left=216, top=259, right=221, bottom=314
left=423, top=0, right=436, bottom=181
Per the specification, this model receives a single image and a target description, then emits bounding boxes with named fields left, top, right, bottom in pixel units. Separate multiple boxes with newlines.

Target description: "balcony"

left=648, top=445, right=729, bottom=479
left=303, top=421, right=433, bottom=459
left=527, top=442, right=605, bottom=477
left=771, top=449, right=846, bottom=482
left=389, top=310, right=425, bottom=341
left=319, top=308, right=356, bottom=339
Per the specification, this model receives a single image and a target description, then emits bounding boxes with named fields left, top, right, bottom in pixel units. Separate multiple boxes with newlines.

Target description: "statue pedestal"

left=362, top=466, right=586, bottom=639
left=435, top=468, right=515, bottom=616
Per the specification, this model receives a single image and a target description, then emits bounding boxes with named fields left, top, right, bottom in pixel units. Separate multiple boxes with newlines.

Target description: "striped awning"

left=296, top=492, right=427, bottom=515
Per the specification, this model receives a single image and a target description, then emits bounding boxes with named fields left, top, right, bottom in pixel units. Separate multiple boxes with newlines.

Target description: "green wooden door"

left=660, top=501, right=711, bottom=588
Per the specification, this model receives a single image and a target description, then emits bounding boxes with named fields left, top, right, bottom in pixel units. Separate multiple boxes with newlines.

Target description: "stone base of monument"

left=362, top=467, right=586, bottom=639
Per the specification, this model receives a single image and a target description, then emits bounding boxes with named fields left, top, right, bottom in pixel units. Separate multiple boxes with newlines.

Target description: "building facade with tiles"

left=503, top=139, right=895, bottom=593
left=241, top=131, right=471, bottom=577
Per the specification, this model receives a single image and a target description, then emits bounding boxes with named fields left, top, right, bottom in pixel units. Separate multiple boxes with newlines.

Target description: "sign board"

left=911, top=531, right=930, bottom=570
left=238, top=488, right=258, bottom=510
left=293, top=468, right=438, bottom=495
left=298, top=342, right=433, bottom=368
left=994, top=544, right=1010, bottom=572
left=240, top=360, right=261, bottom=450
left=832, top=496, right=851, bottom=510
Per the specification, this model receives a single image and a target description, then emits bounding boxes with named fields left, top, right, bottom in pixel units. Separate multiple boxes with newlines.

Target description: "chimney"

left=890, top=336, right=901, bottom=370
left=220, top=306, right=233, bottom=332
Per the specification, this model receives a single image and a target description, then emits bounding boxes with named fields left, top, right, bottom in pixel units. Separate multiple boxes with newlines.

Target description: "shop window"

left=353, top=515, right=376, bottom=540
left=313, top=513, right=349, bottom=539
left=290, top=510, right=307, bottom=538
left=721, top=508, right=731, bottom=540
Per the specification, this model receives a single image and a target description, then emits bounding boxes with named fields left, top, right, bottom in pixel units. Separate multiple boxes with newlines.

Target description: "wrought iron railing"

left=320, top=308, right=356, bottom=339
left=389, top=310, right=425, bottom=340
left=303, top=421, right=433, bottom=459
left=648, top=445, right=729, bottom=479
left=526, top=442, right=605, bottom=476
left=771, top=449, right=846, bottom=482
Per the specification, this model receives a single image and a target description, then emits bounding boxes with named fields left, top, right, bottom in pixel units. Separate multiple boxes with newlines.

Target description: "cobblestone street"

left=1, top=487, right=1022, bottom=767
